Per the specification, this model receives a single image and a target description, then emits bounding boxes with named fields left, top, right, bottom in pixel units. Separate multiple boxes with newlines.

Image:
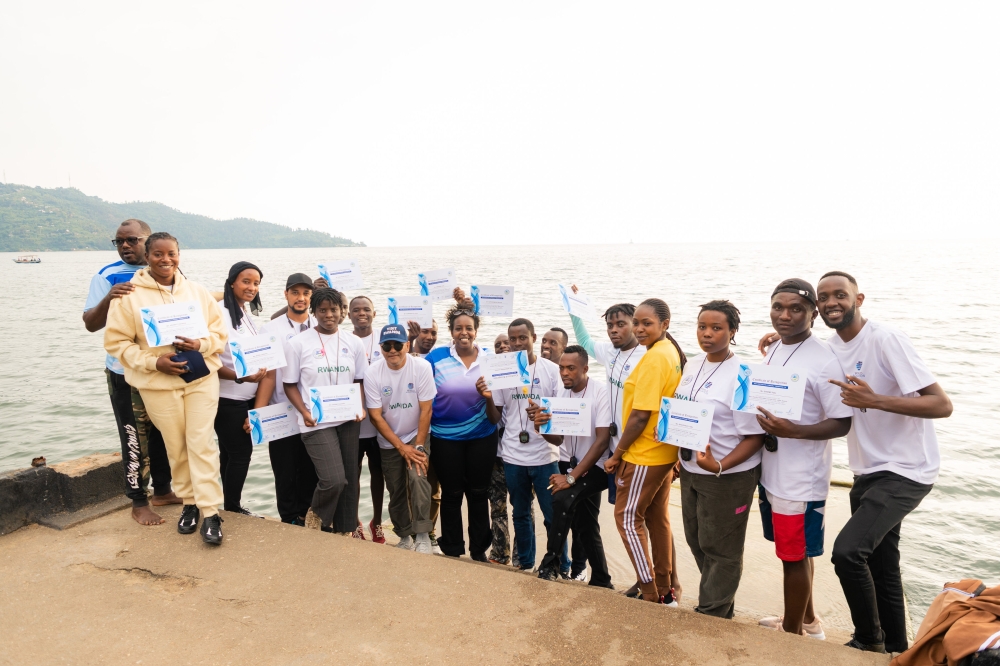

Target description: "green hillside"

left=0, top=183, right=363, bottom=251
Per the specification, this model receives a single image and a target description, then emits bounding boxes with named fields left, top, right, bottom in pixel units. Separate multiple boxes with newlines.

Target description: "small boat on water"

left=14, top=254, right=41, bottom=264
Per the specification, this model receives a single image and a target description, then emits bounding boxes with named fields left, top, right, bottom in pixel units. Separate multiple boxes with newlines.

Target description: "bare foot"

left=132, top=504, right=165, bottom=526
left=150, top=492, right=183, bottom=506
left=672, top=581, right=683, bottom=603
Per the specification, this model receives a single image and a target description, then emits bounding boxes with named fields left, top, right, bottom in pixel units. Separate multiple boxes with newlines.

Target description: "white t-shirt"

left=555, top=378, right=613, bottom=467
left=493, top=356, right=561, bottom=466
left=759, top=336, right=852, bottom=502
left=217, top=300, right=261, bottom=401
left=284, top=329, right=367, bottom=433
left=352, top=331, right=383, bottom=439
left=259, top=314, right=317, bottom=405
left=363, top=356, right=437, bottom=449
left=592, top=340, right=647, bottom=453
left=674, top=352, right=765, bottom=476
left=826, top=320, right=940, bottom=485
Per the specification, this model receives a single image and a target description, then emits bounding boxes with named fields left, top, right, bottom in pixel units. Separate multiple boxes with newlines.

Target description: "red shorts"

left=758, top=485, right=826, bottom=562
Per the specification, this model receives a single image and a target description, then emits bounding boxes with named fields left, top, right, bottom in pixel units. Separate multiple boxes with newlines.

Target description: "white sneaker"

left=572, top=567, right=588, bottom=582
left=397, top=535, right=414, bottom=550
left=414, top=533, right=432, bottom=555
left=759, top=615, right=825, bottom=640
left=429, top=533, right=443, bottom=555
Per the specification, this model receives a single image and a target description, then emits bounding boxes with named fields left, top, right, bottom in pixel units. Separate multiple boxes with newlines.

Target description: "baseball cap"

left=379, top=324, right=408, bottom=344
left=285, top=273, right=314, bottom=290
left=772, top=278, right=817, bottom=306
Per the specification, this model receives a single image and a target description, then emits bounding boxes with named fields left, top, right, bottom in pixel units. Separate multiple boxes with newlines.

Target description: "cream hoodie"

left=104, top=268, right=227, bottom=391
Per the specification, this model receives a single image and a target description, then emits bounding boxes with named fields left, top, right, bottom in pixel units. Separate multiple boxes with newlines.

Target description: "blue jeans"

left=504, top=461, right=561, bottom=569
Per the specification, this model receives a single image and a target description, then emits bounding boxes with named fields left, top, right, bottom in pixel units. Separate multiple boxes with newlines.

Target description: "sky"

left=1, top=2, right=997, bottom=247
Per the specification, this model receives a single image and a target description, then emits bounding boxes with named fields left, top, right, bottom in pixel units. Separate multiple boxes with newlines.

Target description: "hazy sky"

left=2, top=2, right=997, bottom=246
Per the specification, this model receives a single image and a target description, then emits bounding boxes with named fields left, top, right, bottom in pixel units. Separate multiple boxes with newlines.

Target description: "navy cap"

left=379, top=324, right=408, bottom=344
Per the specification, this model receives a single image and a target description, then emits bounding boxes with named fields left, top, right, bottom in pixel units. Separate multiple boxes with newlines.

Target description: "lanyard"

left=238, top=305, right=258, bottom=336
left=566, top=379, right=589, bottom=453
left=686, top=352, right=733, bottom=402
left=316, top=330, right=341, bottom=386
left=287, top=315, right=312, bottom=332
left=609, top=345, right=638, bottom=416
left=766, top=339, right=806, bottom=367
left=517, top=360, right=540, bottom=437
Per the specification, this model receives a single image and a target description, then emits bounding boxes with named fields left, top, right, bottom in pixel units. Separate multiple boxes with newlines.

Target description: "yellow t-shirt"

left=621, top=339, right=683, bottom=466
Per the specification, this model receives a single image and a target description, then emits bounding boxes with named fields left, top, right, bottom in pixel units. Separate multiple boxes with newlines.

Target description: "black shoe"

left=200, top=514, right=224, bottom=545
left=177, top=505, right=199, bottom=534
left=844, top=636, right=887, bottom=653
left=320, top=524, right=335, bottom=533
left=537, top=565, right=560, bottom=582
left=229, top=506, right=262, bottom=518
left=470, top=552, right=488, bottom=563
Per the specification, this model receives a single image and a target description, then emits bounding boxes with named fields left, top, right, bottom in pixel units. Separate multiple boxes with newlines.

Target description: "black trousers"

left=430, top=432, right=497, bottom=557
left=214, top=397, right=254, bottom=511
left=106, top=369, right=171, bottom=505
left=268, top=433, right=318, bottom=523
left=540, top=464, right=612, bottom=588
left=832, top=471, right=932, bottom=652
left=558, top=460, right=595, bottom=572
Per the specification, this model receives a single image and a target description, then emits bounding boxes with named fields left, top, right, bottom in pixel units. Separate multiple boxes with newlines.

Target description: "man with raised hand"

left=406, top=320, right=439, bottom=357
left=533, top=345, right=613, bottom=587
left=540, top=327, right=568, bottom=364
left=364, top=324, right=438, bottom=553
left=83, top=218, right=178, bottom=526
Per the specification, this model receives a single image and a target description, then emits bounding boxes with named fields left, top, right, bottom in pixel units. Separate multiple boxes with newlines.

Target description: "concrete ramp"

left=0, top=505, right=888, bottom=665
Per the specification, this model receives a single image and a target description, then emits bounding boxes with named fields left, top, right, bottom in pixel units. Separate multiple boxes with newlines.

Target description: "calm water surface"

left=2, top=241, right=998, bottom=622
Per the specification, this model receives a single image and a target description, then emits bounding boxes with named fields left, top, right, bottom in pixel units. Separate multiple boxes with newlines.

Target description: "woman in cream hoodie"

left=104, top=232, right=230, bottom=545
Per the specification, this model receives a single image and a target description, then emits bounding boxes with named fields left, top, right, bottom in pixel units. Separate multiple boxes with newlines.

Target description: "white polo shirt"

left=364, top=356, right=437, bottom=449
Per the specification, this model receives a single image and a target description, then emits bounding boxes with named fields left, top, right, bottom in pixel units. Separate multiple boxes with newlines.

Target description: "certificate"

left=317, top=259, right=364, bottom=290
left=228, top=332, right=287, bottom=378
left=480, top=350, right=529, bottom=390
left=730, top=362, right=806, bottom=421
left=655, top=398, right=715, bottom=452
left=248, top=402, right=299, bottom=446
left=539, top=397, right=592, bottom=437
left=418, top=267, right=457, bottom=302
left=470, top=284, right=514, bottom=317
left=387, top=296, right=433, bottom=328
left=140, top=302, right=209, bottom=347
left=307, top=384, right=363, bottom=424
left=558, top=284, right=599, bottom=323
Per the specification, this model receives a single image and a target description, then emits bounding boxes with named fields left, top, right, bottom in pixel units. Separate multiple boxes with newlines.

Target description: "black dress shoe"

left=844, top=636, right=887, bottom=653
left=201, top=514, right=224, bottom=545
left=177, top=505, right=199, bottom=534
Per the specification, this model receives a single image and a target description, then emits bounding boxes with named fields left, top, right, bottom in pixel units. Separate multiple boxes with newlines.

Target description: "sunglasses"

left=380, top=341, right=405, bottom=352
left=111, top=236, right=146, bottom=248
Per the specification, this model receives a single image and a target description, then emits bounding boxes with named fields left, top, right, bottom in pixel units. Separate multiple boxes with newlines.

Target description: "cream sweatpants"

left=139, top=375, right=223, bottom=517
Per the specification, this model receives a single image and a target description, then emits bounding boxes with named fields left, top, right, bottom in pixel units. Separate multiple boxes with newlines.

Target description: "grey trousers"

left=301, top=421, right=360, bottom=532
left=680, top=464, right=761, bottom=618
left=381, top=440, right=434, bottom=537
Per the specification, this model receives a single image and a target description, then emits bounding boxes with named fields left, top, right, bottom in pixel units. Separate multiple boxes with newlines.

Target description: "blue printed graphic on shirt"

left=85, top=260, right=141, bottom=374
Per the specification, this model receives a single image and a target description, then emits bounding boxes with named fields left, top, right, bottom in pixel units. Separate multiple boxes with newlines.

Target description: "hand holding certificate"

left=228, top=332, right=287, bottom=379
left=307, top=384, right=364, bottom=424
left=655, top=398, right=715, bottom=452
left=480, top=350, right=530, bottom=390
left=248, top=402, right=299, bottom=445
left=387, top=296, right=433, bottom=328
left=730, top=362, right=806, bottom=420
left=141, top=302, right=209, bottom=347
left=470, top=285, right=514, bottom=317
left=558, top=284, right=599, bottom=323
left=538, top=397, right=592, bottom=437
left=317, top=259, right=364, bottom=290
left=417, top=268, right=457, bottom=302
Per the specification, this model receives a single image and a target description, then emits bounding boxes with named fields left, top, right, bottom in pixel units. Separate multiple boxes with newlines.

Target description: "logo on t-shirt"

left=381, top=386, right=393, bottom=397
left=703, top=381, right=713, bottom=389
left=533, top=378, right=540, bottom=384
left=681, top=375, right=693, bottom=385
left=342, top=347, right=349, bottom=354
left=313, top=349, right=325, bottom=358
left=407, top=382, right=414, bottom=390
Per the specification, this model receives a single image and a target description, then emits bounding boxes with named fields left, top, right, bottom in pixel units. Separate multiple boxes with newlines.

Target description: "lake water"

left=2, top=241, right=998, bottom=624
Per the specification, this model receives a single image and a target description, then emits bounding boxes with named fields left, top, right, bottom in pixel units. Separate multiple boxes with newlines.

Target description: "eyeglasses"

left=111, top=236, right=146, bottom=248
left=380, top=341, right=405, bottom=352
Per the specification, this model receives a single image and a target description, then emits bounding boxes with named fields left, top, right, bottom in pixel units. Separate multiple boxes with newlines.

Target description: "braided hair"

left=639, top=298, right=687, bottom=369
left=311, top=287, right=345, bottom=314
left=143, top=231, right=178, bottom=254
left=698, top=300, right=741, bottom=343
left=602, top=303, right=635, bottom=322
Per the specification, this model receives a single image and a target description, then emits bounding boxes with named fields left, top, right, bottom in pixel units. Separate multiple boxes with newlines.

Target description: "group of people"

left=85, top=219, right=952, bottom=656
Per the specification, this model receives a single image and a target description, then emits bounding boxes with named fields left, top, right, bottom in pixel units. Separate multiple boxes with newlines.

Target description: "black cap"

left=772, top=278, right=816, bottom=306
left=285, top=273, right=314, bottom=290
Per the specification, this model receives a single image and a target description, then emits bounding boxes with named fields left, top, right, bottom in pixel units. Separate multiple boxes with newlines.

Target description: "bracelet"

left=715, top=460, right=723, bottom=478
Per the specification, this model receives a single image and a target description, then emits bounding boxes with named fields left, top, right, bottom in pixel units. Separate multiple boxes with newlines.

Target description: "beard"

left=822, top=303, right=857, bottom=330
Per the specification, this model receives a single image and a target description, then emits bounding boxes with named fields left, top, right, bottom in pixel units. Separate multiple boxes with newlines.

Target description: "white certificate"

left=558, top=284, right=599, bottom=323
left=480, top=350, right=530, bottom=390
left=730, top=362, right=806, bottom=421
left=387, top=296, right=433, bottom=328
left=140, top=302, right=209, bottom=347
left=539, top=397, right=592, bottom=437
left=308, top=384, right=363, bottom=424
left=418, top=267, right=457, bottom=302
left=228, top=332, right=287, bottom=378
left=317, top=259, right=364, bottom=290
left=655, top=398, right=715, bottom=452
left=470, top=284, right=514, bottom=317
left=248, top=402, right=299, bottom=446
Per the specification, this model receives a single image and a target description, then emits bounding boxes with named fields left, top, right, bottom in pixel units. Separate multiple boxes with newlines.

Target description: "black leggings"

left=430, top=432, right=497, bottom=557
left=214, top=397, right=254, bottom=511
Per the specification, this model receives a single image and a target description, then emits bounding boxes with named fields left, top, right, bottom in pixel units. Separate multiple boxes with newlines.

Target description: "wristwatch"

left=565, top=473, right=576, bottom=486
left=415, top=445, right=427, bottom=454
left=235, top=377, right=244, bottom=384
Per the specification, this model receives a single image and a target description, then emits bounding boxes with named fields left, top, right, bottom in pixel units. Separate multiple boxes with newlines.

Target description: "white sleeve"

left=733, top=410, right=765, bottom=436
left=493, top=386, right=508, bottom=408
left=819, top=356, right=853, bottom=419
left=416, top=362, right=437, bottom=401
left=352, top=339, right=367, bottom=381
left=364, top=366, right=383, bottom=409
left=879, top=330, right=937, bottom=395
left=594, top=384, right=612, bottom=428
left=284, top=338, right=302, bottom=384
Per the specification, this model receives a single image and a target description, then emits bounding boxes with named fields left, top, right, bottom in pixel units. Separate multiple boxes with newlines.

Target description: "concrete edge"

left=37, top=496, right=132, bottom=531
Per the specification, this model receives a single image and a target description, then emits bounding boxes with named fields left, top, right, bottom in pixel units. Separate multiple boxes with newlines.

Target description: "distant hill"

left=0, top=183, right=363, bottom=251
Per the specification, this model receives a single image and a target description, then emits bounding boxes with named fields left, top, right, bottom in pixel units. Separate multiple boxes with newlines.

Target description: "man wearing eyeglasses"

left=83, top=219, right=179, bottom=526
left=363, top=324, right=438, bottom=553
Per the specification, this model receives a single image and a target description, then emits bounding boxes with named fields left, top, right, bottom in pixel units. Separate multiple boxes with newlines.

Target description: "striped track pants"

left=614, top=461, right=675, bottom=599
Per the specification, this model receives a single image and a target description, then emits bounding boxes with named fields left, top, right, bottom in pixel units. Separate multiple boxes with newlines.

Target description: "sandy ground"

left=0, top=500, right=890, bottom=666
